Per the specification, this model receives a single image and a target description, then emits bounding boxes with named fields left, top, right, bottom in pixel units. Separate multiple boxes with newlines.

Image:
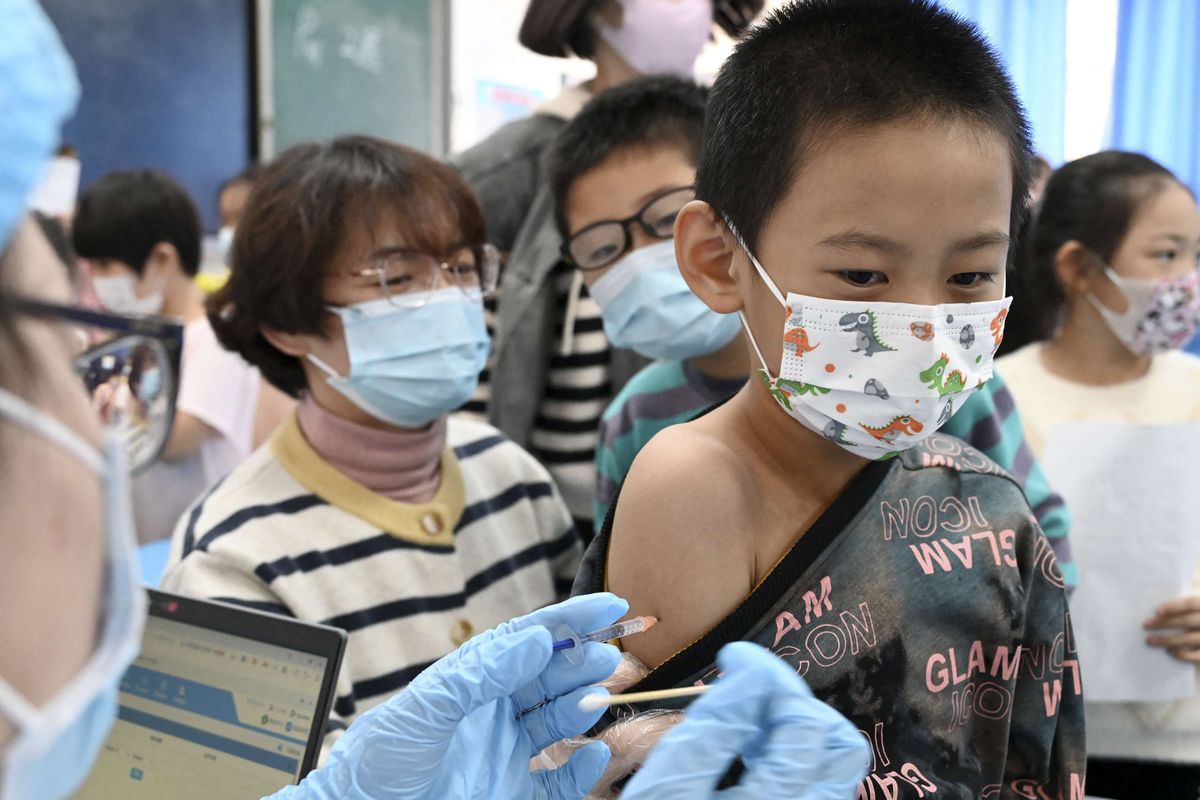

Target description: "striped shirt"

left=528, top=264, right=613, bottom=535
left=594, top=360, right=1077, bottom=588
left=161, top=413, right=581, bottom=750
left=457, top=293, right=498, bottom=420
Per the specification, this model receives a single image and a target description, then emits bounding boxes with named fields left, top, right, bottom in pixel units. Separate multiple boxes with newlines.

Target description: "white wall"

left=447, top=0, right=778, bottom=154
left=449, top=0, right=1116, bottom=164
left=449, top=0, right=594, bottom=154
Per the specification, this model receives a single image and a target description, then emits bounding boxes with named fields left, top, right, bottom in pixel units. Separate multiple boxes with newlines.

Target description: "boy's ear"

left=145, top=242, right=180, bottom=281
left=674, top=200, right=743, bottom=314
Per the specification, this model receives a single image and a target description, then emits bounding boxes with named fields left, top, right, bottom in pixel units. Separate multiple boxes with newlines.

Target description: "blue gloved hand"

left=622, top=642, right=869, bottom=798
left=269, top=592, right=627, bottom=800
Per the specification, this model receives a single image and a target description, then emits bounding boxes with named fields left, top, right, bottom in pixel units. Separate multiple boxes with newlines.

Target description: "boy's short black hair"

left=697, top=0, right=1033, bottom=255
left=73, top=169, right=203, bottom=277
left=548, top=76, right=707, bottom=237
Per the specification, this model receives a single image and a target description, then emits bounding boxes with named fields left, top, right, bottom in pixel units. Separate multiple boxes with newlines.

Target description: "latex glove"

left=1145, top=593, right=1200, bottom=663
left=623, top=642, right=870, bottom=798
left=269, top=592, right=627, bottom=800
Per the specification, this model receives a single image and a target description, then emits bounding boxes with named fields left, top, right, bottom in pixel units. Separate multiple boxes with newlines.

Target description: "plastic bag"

left=531, top=652, right=685, bottom=798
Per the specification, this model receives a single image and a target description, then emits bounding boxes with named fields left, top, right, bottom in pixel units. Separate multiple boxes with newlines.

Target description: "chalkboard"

left=42, top=0, right=253, bottom=232
left=261, top=0, right=445, bottom=156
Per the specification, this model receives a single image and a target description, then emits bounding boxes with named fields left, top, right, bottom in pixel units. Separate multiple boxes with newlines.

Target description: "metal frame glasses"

left=561, top=186, right=694, bottom=271
left=353, top=243, right=501, bottom=309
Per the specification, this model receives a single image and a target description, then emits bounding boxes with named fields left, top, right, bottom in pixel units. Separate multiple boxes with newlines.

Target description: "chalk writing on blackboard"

left=293, top=5, right=324, bottom=67
left=338, top=24, right=384, bottom=74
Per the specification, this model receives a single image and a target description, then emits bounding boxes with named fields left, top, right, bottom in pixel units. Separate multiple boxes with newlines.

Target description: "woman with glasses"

left=157, top=136, right=584, bottom=752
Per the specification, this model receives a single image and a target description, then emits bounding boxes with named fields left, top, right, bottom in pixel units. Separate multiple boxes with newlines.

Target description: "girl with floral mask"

left=999, top=151, right=1200, bottom=799
left=160, top=137, right=585, bottom=754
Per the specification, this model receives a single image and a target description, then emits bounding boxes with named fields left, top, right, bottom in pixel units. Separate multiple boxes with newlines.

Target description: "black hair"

left=1000, top=151, right=1183, bottom=353
left=548, top=76, right=707, bottom=237
left=696, top=0, right=1032, bottom=257
left=73, top=170, right=203, bottom=277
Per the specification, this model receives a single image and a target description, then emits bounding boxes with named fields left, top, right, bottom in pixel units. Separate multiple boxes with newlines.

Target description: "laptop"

left=72, top=589, right=346, bottom=799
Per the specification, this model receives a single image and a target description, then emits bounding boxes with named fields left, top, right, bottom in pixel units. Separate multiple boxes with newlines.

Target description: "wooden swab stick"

left=578, top=684, right=710, bottom=712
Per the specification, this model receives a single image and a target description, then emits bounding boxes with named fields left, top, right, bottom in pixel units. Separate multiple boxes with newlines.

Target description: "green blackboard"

left=262, top=0, right=444, bottom=155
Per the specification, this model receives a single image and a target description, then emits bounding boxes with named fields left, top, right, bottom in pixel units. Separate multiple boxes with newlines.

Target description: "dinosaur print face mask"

left=726, top=220, right=1012, bottom=460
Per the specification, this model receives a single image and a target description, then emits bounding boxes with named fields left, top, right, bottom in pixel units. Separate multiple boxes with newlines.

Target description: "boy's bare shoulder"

left=607, top=419, right=758, bottom=667
left=619, top=420, right=755, bottom=531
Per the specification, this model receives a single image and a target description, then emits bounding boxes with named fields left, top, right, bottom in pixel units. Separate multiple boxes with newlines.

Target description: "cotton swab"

left=578, top=684, right=711, bottom=712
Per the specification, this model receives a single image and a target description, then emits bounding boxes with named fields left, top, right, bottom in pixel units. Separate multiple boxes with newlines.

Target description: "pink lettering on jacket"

left=881, top=495, right=990, bottom=541
left=771, top=577, right=879, bottom=675
left=907, top=530, right=1018, bottom=575
left=925, top=640, right=1022, bottom=693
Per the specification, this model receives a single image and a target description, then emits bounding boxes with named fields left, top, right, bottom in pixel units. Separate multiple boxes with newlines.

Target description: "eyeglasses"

left=14, top=298, right=183, bottom=474
left=561, top=187, right=693, bottom=271
left=353, top=243, right=501, bottom=309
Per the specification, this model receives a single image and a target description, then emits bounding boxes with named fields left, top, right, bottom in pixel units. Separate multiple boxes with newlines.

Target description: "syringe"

left=551, top=616, right=657, bottom=665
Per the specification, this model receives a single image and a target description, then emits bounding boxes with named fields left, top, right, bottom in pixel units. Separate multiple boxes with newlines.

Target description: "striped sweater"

left=594, top=360, right=1077, bottom=588
left=161, top=413, right=581, bottom=749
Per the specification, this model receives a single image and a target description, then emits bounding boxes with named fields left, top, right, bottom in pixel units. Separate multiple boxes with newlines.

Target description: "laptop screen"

left=72, top=600, right=337, bottom=799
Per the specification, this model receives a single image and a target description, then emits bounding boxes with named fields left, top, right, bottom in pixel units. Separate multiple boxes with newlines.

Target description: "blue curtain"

left=1106, top=1, right=1200, bottom=354
left=1108, top=0, right=1200, bottom=190
left=938, top=0, right=1068, bottom=164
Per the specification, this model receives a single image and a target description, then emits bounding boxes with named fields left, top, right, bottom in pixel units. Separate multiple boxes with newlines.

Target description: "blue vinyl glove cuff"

left=269, top=593, right=628, bottom=800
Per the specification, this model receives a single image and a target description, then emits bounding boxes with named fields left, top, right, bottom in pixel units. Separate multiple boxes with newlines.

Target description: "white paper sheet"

left=1041, top=422, right=1200, bottom=703
left=27, top=156, right=80, bottom=218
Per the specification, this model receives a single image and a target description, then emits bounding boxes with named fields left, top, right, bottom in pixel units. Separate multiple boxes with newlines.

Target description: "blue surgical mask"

left=309, top=288, right=491, bottom=428
left=587, top=240, right=741, bottom=361
left=0, top=387, right=146, bottom=800
left=136, top=367, right=163, bottom=403
left=0, top=0, right=80, bottom=248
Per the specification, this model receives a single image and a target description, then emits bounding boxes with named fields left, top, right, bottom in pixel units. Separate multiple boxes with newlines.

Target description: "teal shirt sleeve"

left=593, top=413, right=626, bottom=534
left=594, top=377, right=657, bottom=533
left=944, top=371, right=1077, bottom=590
left=592, top=362, right=708, bottom=534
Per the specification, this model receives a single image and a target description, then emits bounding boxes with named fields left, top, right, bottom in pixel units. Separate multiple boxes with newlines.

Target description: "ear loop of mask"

left=0, top=386, right=103, bottom=474
left=307, top=352, right=346, bottom=381
left=723, top=217, right=788, bottom=380
left=1084, top=259, right=1143, bottom=346
left=306, top=303, right=357, bottom=381
left=0, top=386, right=106, bottom=727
